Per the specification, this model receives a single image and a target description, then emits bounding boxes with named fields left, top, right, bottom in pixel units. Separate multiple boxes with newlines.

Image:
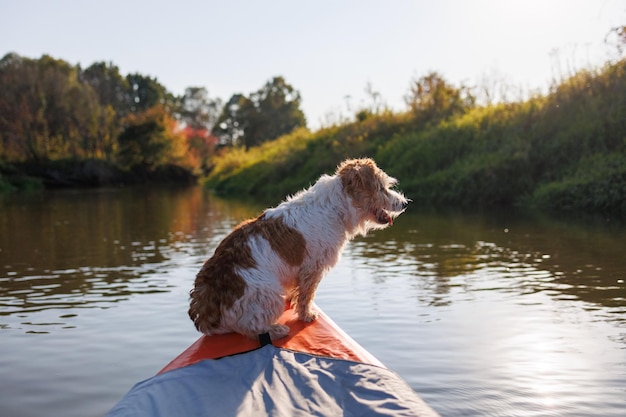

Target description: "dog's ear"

left=337, top=158, right=379, bottom=196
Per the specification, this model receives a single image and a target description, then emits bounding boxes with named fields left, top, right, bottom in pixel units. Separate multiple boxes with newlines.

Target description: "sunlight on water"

left=1, top=186, right=625, bottom=417
left=317, top=211, right=626, bottom=416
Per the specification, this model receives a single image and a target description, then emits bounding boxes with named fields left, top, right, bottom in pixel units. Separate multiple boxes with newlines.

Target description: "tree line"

left=0, top=50, right=474, bottom=190
left=0, top=53, right=306, bottom=178
left=3, top=24, right=624, bottom=212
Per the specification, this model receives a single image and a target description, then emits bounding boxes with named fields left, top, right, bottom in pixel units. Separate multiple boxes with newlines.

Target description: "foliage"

left=0, top=54, right=116, bottom=161
left=0, top=53, right=214, bottom=187
left=80, top=61, right=132, bottom=119
left=2, top=50, right=625, bottom=216
left=178, top=87, right=222, bottom=131
left=530, top=153, right=626, bottom=214
left=126, top=73, right=175, bottom=114
left=404, top=71, right=475, bottom=127
left=116, top=106, right=188, bottom=171
left=211, top=94, right=248, bottom=147
left=213, top=76, right=306, bottom=149
left=205, top=127, right=316, bottom=198
left=182, top=126, right=219, bottom=174
left=205, top=59, right=626, bottom=216
left=205, top=110, right=412, bottom=198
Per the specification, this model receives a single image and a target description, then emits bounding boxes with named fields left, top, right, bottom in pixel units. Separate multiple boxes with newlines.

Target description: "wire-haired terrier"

left=189, top=158, right=408, bottom=340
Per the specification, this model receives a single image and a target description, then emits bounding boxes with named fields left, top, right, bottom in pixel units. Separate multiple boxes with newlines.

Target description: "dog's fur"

left=189, top=158, right=408, bottom=340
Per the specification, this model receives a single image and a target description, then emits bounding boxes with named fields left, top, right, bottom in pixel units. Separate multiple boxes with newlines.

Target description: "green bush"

left=531, top=153, right=626, bottom=213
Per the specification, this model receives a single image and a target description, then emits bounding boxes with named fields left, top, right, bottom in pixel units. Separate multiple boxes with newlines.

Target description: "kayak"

left=106, top=303, right=439, bottom=416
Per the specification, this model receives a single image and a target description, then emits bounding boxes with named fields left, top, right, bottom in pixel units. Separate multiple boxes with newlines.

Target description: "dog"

left=188, top=158, right=408, bottom=340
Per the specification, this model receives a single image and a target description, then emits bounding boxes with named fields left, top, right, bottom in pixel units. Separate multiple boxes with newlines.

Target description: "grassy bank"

left=204, top=59, right=626, bottom=215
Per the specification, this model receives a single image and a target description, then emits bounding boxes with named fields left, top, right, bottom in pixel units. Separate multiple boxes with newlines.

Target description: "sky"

left=1, top=0, right=624, bottom=129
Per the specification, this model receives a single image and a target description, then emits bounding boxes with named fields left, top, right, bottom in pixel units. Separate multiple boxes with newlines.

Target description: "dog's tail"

left=188, top=255, right=249, bottom=333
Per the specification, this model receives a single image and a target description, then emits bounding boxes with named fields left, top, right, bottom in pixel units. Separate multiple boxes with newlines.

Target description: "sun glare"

left=498, top=321, right=596, bottom=414
left=458, top=0, right=614, bottom=95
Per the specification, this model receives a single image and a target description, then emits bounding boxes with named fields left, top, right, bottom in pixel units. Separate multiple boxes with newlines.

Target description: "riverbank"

left=0, top=159, right=197, bottom=192
left=204, top=59, right=626, bottom=216
left=3, top=59, right=625, bottom=216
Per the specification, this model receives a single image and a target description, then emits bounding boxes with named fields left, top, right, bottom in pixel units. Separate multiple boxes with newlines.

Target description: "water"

left=1, top=186, right=625, bottom=416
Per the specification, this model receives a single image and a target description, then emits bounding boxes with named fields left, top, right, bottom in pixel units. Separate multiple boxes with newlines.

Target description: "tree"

left=404, top=72, right=475, bottom=125
left=212, top=94, right=249, bottom=147
left=177, top=88, right=222, bottom=172
left=178, top=87, right=222, bottom=131
left=116, top=106, right=187, bottom=170
left=247, top=76, right=307, bottom=148
left=0, top=53, right=42, bottom=160
left=0, top=53, right=187, bottom=165
left=182, top=126, right=219, bottom=173
left=80, top=61, right=132, bottom=118
left=126, top=73, right=173, bottom=114
left=212, top=76, right=306, bottom=149
left=0, top=53, right=114, bottom=161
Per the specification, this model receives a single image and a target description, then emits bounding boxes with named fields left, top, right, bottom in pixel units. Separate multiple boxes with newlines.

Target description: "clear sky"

left=1, top=0, right=624, bottom=128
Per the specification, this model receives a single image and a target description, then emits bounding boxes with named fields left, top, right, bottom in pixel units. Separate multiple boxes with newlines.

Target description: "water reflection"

left=321, top=210, right=625, bottom=416
left=0, top=186, right=262, bottom=330
left=351, top=209, right=626, bottom=322
left=2, top=191, right=624, bottom=330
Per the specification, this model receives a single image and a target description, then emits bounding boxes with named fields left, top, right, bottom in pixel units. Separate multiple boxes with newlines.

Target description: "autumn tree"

left=116, top=106, right=188, bottom=171
left=0, top=53, right=43, bottom=160
left=177, top=87, right=222, bottom=171
left=0, top=53, right=114, bottom=160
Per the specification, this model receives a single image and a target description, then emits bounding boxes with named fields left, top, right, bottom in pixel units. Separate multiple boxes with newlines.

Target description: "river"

left=1, top=185, right=625, bottom=416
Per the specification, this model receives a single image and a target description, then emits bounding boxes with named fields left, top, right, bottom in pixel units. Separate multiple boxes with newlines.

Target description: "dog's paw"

left=299, top=309, right=319, bottom=323
left=268, top=324, right=290, bottom=340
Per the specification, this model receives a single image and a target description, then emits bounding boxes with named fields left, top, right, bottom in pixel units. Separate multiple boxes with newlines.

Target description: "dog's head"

left=337, top=158, right=408, bottom=232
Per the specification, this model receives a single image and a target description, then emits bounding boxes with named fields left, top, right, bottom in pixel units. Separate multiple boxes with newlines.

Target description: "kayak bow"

left=107, top=304, right=439, bottom=417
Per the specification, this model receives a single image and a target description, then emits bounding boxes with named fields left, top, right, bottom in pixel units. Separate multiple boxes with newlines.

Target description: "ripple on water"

left=1, top=188, right=625, bottom=417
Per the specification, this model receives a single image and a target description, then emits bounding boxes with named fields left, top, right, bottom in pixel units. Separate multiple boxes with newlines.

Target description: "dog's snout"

left=402, top=200, right=409, bottom=209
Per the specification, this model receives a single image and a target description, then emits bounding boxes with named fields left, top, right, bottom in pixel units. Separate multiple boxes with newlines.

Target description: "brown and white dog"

left=189, top=158, right=408, bottom=340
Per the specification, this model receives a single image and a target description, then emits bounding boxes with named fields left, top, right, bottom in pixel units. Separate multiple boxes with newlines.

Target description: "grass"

left=204, top=59, right=626, bottom=216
